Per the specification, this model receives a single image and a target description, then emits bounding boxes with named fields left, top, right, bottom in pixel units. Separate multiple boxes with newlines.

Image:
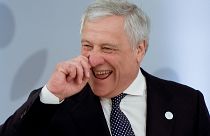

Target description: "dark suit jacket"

left=0, top=69, right=209, bottom=136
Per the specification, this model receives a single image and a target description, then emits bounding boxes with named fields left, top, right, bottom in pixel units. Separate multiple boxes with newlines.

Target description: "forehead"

left=82, top=16, right=125, bottom=34
left=81, top=16, right=130, bottom=44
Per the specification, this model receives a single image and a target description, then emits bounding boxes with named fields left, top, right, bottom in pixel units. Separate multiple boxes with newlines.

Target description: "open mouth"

left=92, top=70, right=113, bottom=80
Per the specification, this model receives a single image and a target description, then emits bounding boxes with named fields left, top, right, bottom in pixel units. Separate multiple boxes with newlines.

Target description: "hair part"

left=80, top=0, right=150, bottom=51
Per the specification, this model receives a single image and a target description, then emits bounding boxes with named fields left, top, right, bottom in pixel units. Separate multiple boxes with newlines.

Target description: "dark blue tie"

left=110, top=93, right=135, bottom=136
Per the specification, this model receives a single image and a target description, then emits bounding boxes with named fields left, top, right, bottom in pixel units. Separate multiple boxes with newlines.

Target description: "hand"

left=47, top=56, right=91, bottom=100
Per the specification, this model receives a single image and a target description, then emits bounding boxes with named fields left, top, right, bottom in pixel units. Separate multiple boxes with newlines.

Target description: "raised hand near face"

left=46, top=56, right=91, bottom=101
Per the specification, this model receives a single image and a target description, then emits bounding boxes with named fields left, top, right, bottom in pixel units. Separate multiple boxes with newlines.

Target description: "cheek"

left=81, top=50, right=89, bottom=57
left=105, top=57, right=120, bottom=82
left=115, top=55, right=137, bottom=80
left=106, top=56, right=126, bottom=78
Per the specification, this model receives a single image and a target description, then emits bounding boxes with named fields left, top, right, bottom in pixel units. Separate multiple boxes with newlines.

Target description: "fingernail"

left=87, top=72, right=90, bottom=77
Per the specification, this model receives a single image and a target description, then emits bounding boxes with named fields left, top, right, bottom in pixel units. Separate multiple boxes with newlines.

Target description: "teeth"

left=92, top=70, right=112, bottom=80
left=94, top=70, right=111, bottom=75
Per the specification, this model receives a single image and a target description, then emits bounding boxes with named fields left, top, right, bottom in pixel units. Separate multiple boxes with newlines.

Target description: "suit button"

left=165, top=111, right=173, bottom=120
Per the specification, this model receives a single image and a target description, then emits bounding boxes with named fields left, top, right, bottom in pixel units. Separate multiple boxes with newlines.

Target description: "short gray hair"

left=80, top=0, right=150, bottom=50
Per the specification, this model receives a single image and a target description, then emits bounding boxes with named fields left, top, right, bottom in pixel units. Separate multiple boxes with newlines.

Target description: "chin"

left=92, top=89, right=110, bottom=98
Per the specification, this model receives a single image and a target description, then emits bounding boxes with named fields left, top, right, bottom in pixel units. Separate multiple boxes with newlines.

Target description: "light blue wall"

left=0, top=0, right=209, bottom=124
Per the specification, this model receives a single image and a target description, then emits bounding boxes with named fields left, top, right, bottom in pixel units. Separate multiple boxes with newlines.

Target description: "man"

left=0, top=0, right=209, bottom=136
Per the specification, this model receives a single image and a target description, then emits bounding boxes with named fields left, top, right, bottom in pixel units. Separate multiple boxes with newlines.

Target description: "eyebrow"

left=81, top=39, right=118, bottom=47
left=81, top=40, right=92, bottom=44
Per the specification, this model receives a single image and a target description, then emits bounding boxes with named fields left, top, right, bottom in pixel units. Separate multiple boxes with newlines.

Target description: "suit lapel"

left=142, top=69, right=175, bottom=136
left=64, top=85, right=111, bottom=136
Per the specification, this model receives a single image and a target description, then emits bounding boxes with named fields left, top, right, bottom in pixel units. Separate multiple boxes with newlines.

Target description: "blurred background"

left=0, top=0, right=209, bottom=124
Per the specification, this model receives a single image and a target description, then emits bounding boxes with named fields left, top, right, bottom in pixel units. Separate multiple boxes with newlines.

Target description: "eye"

left=102, top=46, right=116, bottom=53
left=82, top=44, right=93, bottom=51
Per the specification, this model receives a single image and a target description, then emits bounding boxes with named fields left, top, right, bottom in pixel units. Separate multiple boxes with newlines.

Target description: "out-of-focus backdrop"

left=0, top=0, right=209, bottom=124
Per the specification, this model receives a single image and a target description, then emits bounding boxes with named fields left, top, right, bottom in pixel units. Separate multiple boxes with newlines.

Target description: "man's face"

left=81, top=16, right=145, bottom=98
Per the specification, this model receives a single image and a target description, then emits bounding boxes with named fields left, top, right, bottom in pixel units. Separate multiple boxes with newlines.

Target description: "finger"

left=73, top=56, right=90, bottom=82
left=64, top=56, right=89, bottom=84
left=71, top=61, right=84, bottom=84
left=82, top=74, right=90, bottom=84
left=80, top=59, right=90, bottom=78
left=65, top=64, right=77, bottom=82
left=56, top=62, right=67, bottom=74
left=78, top=55, right=91, bottom=78
left=57, top=61, right=77, bottom=82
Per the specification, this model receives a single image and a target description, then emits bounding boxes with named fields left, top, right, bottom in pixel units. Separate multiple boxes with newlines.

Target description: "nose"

left=88, top=52, right=105, bottom=67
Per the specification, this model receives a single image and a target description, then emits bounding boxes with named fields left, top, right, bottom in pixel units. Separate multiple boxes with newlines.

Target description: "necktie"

left=110, top=93, right=135, bottom=136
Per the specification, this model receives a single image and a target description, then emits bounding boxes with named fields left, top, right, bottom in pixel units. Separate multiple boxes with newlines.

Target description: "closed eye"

left=82, top=44, right=93, bottom=51
left=102, top=46, right=117, bottom=53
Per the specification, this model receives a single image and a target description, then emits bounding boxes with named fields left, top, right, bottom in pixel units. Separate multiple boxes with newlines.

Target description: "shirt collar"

left=123, top=69, right=146, bottom=96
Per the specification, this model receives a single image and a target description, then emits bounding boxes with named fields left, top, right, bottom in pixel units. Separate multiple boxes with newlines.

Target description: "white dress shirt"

left=40, top=69, right=147, bottom=136
left=100, top=69, right=147, bottom=136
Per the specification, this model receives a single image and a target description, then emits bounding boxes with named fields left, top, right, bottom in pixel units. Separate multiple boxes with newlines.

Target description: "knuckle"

left=56, top=62, right=62, bottom=70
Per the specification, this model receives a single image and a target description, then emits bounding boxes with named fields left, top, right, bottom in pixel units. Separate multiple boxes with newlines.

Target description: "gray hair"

left=80, top=0, right=150, bottom=50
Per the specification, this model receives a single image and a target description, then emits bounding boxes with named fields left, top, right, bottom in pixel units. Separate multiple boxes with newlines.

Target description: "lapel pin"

left=165, top=111, right=173, bottom=120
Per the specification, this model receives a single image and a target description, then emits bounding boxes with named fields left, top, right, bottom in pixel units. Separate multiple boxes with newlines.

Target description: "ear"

left=135, top=40, right=147, bottom=64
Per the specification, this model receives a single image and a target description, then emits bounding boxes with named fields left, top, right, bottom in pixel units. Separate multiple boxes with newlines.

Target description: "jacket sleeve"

left=196, top=91, right=210, bottom=136
left=0, top=87, right=60, bottom=136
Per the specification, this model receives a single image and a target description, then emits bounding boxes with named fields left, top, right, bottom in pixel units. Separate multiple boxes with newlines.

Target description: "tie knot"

left=111, top=93, right=126, bottom=108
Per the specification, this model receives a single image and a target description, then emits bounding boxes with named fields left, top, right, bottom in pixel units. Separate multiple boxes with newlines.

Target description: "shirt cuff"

left=39, top=85, right=64, bottom=104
